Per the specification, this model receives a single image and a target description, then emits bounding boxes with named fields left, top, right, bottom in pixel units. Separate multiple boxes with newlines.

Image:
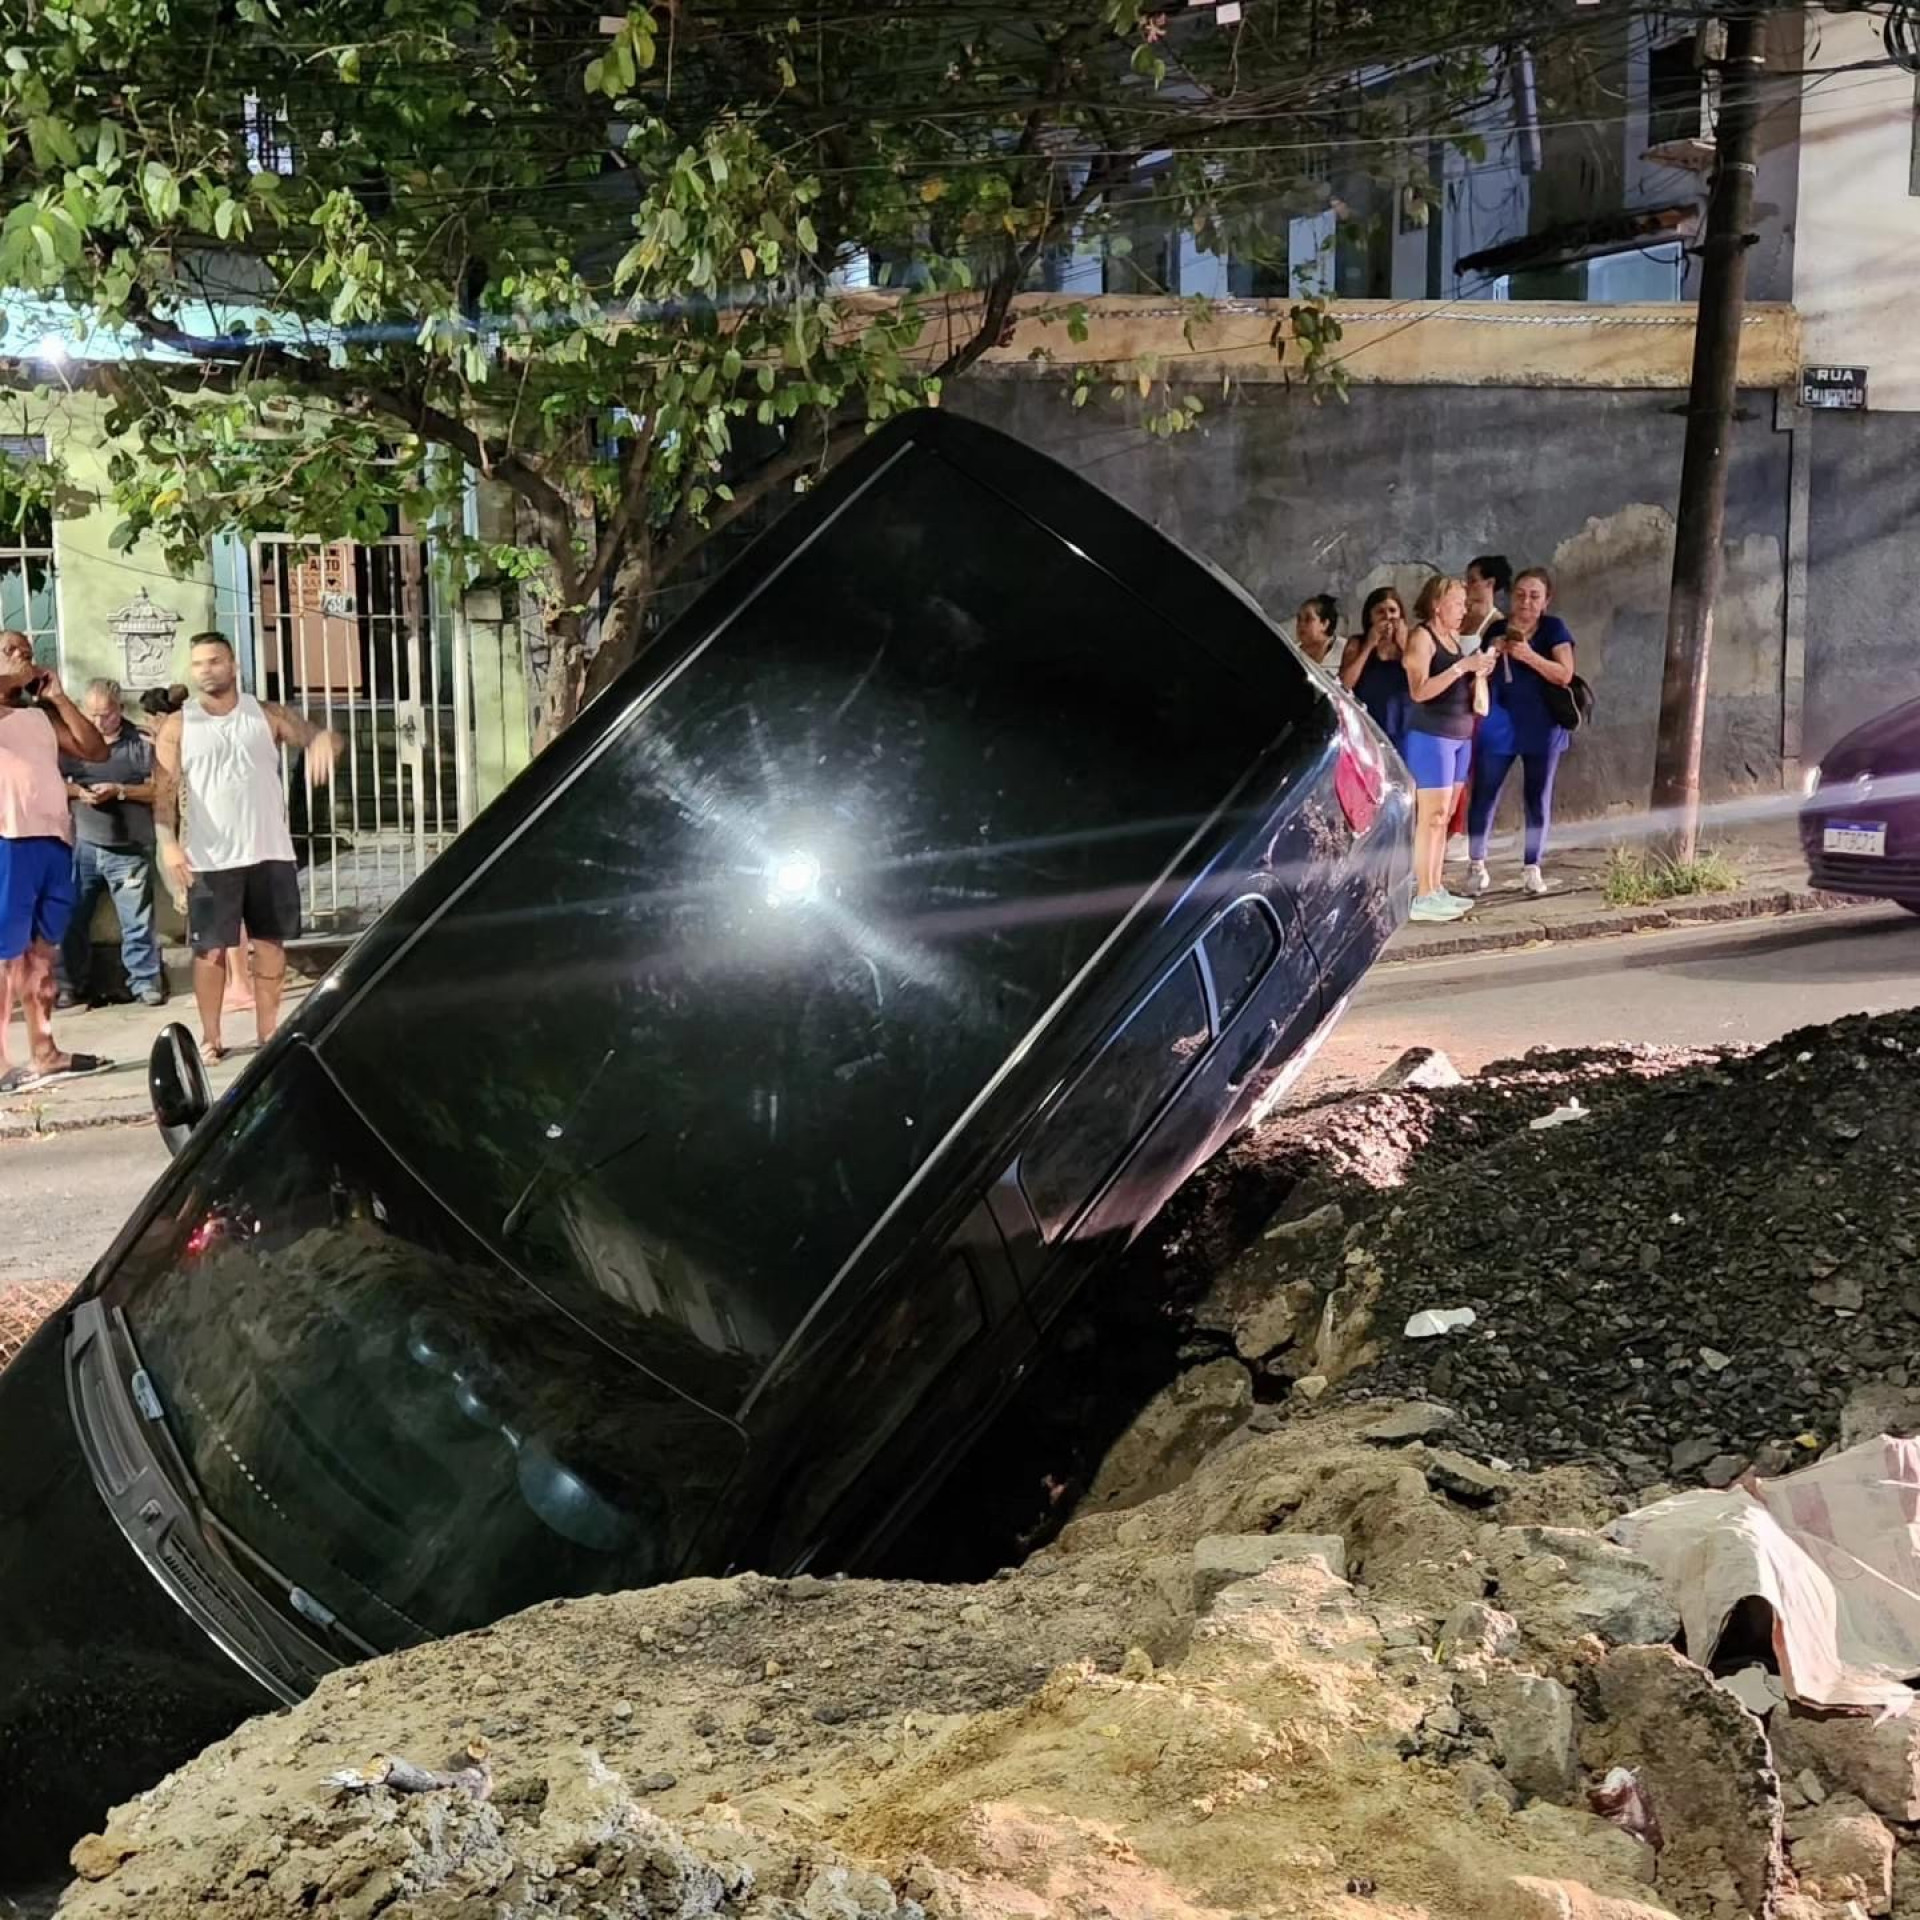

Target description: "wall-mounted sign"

left=1801, top=365, right=1868, bottom=411
left=107, top=587, right=182, bottom=688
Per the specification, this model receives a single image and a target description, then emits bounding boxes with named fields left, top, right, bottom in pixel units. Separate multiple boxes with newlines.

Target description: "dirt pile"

left=64, top=1395, right=1920, bottom=1920
left=47, top=1408, right=1718, bottom=1920
left=888, top=1043, right=1718, bottom=1577
left=1211, top=1010, right=1920, bottom=1492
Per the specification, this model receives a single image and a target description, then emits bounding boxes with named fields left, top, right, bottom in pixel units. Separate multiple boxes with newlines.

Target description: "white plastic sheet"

left=1611, top=1435, right=1920, bottom=1711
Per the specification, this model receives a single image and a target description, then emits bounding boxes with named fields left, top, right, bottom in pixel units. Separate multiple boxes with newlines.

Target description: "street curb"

left=0, top=1103, right=154, bottom=1140
left=1380, top=884, right=1874, bottom=965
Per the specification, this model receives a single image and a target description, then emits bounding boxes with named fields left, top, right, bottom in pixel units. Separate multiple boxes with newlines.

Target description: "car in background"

left=0, top=408, right=1412, bottom=1878
left=1800, top=701, right=1920, bottom=914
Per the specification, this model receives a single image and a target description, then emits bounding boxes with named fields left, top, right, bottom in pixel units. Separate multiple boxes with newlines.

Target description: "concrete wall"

left=1803, top=407, right=1920, bottom=763
left=955, top=377, right=1793, bottom=820
left=1795, top=7, right=1920, bottom=411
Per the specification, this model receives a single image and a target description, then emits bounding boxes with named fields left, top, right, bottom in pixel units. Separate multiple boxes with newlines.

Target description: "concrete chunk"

left=1787, top=1791, right=1896, bottom=1915
left=1192, top=1532, right=1347, bottom=1611
left=1773, top=1705, right=1920, bottom=1823
left=1480, top=1671, right=1577, bottom=1801
left=1489, top=1877, right=1680, bottom=1920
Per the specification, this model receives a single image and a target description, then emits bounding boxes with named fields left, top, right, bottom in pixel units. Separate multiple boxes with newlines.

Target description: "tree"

left=2, top=0, right=1557, bottom=739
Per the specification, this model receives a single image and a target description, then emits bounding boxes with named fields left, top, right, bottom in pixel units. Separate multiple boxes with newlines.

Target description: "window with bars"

left=0, top=437, right=57, bottom=664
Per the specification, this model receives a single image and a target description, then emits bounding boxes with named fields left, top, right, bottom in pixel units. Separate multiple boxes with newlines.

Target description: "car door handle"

left=1225, top=1019, right=1279, bottom=1092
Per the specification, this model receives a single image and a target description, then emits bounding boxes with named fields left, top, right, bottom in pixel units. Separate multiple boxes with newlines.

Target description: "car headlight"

left=1802, top=763, right=1822, bottom=797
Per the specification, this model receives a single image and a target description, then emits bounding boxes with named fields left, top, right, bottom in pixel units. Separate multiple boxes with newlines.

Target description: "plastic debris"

left=1528, top=1099, right=1589, bottom=1131
left=1715, top=1666, right=1786, bottom=1717
left=1588, top=1766, right=1662, bottom=1850
left=327, top=1744, right=494, bottom=1802
left=1404, top=1307, right=1477, bottom=1339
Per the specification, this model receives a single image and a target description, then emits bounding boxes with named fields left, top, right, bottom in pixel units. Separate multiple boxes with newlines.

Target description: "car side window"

left=1204, top=897, right=1281, bottom=1028
left=1021, top=956, right=1211, bottom=1240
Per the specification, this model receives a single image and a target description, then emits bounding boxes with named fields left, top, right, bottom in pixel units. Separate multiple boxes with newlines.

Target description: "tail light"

left=1332, top=697, right=1385, bottom=834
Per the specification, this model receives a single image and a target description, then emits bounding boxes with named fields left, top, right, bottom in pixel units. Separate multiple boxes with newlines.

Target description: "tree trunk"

left=581, top=537, right=657, bottom=707
left=532, top=605, right=589, bottom=752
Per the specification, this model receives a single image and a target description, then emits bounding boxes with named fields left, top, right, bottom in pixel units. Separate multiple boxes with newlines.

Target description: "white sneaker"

left=1409, top=890, right=1472, bottom=924
left=1523, top=864, right=1549, bottom=896
left=1465, top=860, right=1491, bottom=896
left=1445, top=834, right=1468, bottom=862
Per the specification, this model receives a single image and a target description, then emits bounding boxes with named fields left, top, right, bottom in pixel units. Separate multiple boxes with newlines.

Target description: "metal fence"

left=249, top=535, right=472, bottom=935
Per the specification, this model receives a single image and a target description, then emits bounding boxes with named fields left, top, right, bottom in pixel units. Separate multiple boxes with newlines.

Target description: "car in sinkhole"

left=0, top=408, right=1413, bottom=1874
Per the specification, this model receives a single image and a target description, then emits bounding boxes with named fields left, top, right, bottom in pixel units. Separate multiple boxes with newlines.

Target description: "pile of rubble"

left=36, top=1012, right=1920, bottom=1919
left=1198, top=1011, right=1920, bottom=1493
left=52, top=1399, right=1920, bottom=1920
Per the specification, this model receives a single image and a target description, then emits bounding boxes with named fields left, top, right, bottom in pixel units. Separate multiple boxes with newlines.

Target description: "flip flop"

left=6, top=1053, right=114, bottom=1093
left=201, top=1039, right=230, bottom=1065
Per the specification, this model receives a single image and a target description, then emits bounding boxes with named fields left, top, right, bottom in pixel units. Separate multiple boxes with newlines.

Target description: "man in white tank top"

left=153, top=633, right=341, bottom=1061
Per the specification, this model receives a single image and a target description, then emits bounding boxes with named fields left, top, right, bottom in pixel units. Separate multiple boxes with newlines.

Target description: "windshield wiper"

left=67, top=1301, right=377, bottom=1696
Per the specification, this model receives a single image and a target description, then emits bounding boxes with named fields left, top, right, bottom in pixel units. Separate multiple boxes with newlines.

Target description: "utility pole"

left=1649, top=6, right=1768, bottom=863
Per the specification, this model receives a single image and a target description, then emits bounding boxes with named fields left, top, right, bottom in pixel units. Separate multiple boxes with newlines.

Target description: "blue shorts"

left=1403, top=731, right=1472, bottom=792
left=0, top=836, right=76, bottom=961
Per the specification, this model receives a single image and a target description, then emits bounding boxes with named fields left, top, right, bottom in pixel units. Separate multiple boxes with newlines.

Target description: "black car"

left=1798, top=698, right=1920, bottom=913
left=0, top=410, right=1411, bottom=1876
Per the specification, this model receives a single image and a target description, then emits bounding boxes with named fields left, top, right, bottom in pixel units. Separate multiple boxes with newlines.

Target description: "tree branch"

left=656, top=411, right=867, bottom=585
left=576, top=415, right=659, bottom=608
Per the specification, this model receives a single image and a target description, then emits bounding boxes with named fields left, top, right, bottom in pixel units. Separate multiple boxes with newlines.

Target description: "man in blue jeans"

left=57, top=677, right=165, bottom=1008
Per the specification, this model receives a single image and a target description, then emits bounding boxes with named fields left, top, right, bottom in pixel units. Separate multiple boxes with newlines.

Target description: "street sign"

left=1801, top=365, right=1869, bottom=410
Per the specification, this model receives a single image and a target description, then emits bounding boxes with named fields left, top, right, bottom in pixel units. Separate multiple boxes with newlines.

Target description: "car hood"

left=1818, top=697, right=1920, bottom=783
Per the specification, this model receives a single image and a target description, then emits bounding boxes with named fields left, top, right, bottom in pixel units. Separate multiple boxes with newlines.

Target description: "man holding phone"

left=0, top=630, right=112, bottom=1092
left=56, top=677, right=165, bottom=1009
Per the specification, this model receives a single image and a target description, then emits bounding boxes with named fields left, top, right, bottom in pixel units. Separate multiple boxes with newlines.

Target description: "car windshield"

left=316, top=445, right=1300, bottom=1406
left=111, top=1044, right=745, bottom=1650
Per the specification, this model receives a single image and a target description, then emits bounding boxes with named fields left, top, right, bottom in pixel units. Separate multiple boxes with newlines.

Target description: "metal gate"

left=249, top=535, right=472, bottom=935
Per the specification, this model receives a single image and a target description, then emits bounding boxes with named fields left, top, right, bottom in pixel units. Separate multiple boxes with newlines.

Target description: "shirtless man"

left=153, top=633, right=342, bottom=1061
left=0, top=630, right=110, bottom=1092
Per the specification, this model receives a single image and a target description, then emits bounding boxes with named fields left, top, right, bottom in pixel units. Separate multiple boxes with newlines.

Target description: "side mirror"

left=149, top=1023, right=211, bottom=1158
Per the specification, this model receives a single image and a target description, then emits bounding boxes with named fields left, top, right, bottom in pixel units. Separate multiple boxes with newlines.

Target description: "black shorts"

left=188, top=861, right=301, bottom=954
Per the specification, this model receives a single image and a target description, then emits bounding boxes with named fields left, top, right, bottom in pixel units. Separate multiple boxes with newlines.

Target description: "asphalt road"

left=1, top=907, right=1916, bottom=1300
left=1305, top=902, right=1920, bottom=1092
left=0, top=1125, right=167, bottom=1293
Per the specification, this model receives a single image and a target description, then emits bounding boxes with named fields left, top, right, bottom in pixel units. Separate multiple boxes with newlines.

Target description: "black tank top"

left=1405, top=625, right=1474, bottom=740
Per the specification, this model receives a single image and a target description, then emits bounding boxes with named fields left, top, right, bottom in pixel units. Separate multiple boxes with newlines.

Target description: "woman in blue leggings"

left=1466, top=567, right=1577, bottom=897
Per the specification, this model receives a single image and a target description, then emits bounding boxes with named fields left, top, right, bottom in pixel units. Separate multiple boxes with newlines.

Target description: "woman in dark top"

left=1401, top=574, right=1496, bottom=923
left=1465, top=566, right=1577, bottom=898
left=1340, top=587, right=1409, bottom=752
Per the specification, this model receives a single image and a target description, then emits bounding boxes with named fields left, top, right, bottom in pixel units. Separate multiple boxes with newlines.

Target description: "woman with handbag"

left=1465, top=566, right=1578, bottom=897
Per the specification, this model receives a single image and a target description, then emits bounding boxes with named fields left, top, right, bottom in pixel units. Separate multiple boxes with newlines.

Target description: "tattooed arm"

left=261, top=700, right=342, bottom=785
left=153, top=711, right=191, bottom=893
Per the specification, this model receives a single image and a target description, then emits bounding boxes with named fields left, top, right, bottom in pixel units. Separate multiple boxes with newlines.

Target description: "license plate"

left=1824, top=822, right=1887, bottom=857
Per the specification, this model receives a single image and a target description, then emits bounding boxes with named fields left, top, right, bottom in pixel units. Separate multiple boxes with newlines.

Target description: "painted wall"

left=1794, top=7, right=1920, bottom=411
left=3, top=388, right=225, bottom=690
left=954, top=377, right=1793, bottom=821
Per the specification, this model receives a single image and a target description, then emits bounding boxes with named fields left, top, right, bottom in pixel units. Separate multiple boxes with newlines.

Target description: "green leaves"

left=0, top=0, right=1538, bottom=740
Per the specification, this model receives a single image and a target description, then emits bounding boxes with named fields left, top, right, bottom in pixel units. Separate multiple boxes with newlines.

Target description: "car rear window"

left=320, top=443, right=1299, bottom=1403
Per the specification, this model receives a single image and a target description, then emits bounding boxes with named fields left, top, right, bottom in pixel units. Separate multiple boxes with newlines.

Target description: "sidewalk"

left=1386, top=821, right=1867, bottom=963
left=2, top=984, right=310, bottom=1139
